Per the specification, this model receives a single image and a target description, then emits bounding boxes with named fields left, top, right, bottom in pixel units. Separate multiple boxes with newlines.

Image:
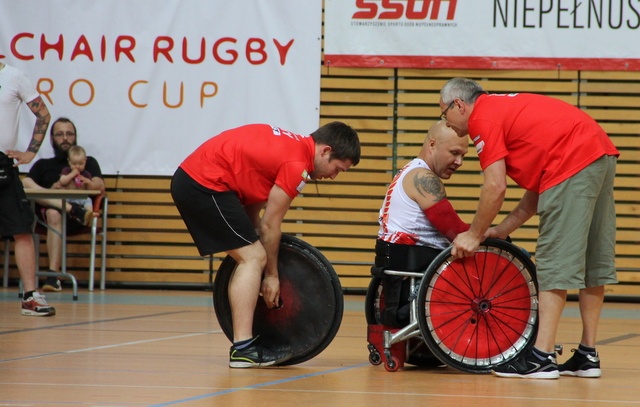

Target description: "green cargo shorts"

left=535, top=155, right=618, bottom=291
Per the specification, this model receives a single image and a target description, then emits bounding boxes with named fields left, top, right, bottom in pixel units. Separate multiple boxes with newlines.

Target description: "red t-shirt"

left=469, top=93, right=619, bottom=193
left=180, top=124, right=315, bottom=204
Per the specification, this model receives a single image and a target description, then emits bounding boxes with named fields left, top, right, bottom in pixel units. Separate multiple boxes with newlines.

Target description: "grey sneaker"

left=491, top=349, right=559, bottom=379
left=229, top=337, right=292, bottom=368
left=559, top=348, right=601, bottom=378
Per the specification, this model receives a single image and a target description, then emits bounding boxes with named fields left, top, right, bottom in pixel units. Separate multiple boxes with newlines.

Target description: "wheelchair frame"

left=367, top=238, right=540, bottom=373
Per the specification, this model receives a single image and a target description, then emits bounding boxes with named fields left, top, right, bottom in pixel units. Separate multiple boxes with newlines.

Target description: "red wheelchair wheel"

left=417, top=239, right=538, bottom=373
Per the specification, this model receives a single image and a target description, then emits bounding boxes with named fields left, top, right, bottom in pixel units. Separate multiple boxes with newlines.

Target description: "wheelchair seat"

left=370, top=240, right=441, bottom=328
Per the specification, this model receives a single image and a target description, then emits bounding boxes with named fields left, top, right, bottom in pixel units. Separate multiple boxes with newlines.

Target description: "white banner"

left=325, top=0, right=640, bottom=70
left=1, top=0, right=322, bottom=175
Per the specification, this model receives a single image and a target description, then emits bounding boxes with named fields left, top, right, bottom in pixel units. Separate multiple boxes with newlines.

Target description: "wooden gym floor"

left=1, top=287, right=639, bottom=406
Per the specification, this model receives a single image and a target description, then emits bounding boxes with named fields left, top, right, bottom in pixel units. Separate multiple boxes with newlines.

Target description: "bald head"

left=420, top=120, right=468, bottom=179
left=424, top=120, right=456, bottom=144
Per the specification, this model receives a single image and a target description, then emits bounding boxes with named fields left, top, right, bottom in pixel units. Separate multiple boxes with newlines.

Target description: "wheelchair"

left=366, top=238, right=539, bottom=373
left=212, top=234, right=343, bottom=365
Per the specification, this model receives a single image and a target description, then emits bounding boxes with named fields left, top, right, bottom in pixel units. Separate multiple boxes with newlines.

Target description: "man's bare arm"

left=6, top=96, right=50, bottom=165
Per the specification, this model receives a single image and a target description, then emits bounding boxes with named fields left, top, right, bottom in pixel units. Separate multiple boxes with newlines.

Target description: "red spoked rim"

left=424, top=246, right=537, bottom=368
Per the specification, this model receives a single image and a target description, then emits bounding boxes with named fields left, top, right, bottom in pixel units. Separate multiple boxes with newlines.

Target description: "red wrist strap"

left=423, top=198, right=470, bottom=241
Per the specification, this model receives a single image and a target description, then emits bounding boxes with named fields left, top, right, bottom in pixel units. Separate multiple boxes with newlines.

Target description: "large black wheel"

left=213, top=235, right=344, bottom=365
left=365, top=276, right=384, bottom=325
left=417, top=238, right=538, bottom=373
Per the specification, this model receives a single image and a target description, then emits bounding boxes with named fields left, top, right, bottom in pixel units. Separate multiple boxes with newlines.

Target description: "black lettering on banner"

left=493, top=0, right=640, bottom=29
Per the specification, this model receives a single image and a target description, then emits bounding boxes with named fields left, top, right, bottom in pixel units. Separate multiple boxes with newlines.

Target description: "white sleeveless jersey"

left=377, top=158, right=450, bottom=249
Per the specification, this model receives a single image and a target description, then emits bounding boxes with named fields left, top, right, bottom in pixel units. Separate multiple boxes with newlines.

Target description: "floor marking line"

left=0, top=329, right=221, bottom=364
left=0, top=311, right=193, bottom=336
left=148, top=363, right=371, bottom=407
left=597, top=333, right=640, bottom=346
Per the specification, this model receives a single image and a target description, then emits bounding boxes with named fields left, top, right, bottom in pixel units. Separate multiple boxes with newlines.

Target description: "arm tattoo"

left=26, top=97, right=50, bottom=153
left=413, top=171, right=446, bottom=201
left=27, top=138, right=43, bottom=153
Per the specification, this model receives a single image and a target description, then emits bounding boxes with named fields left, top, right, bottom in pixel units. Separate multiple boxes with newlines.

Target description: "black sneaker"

left=70, top=202, right=92, bottom=226
left=229, top=337, right=292, bottom=368
left=42, top=276, right=62, bottom=292
left=559, top=348, right=601, bottom=378
left=491, top=349, right=559, bottom=379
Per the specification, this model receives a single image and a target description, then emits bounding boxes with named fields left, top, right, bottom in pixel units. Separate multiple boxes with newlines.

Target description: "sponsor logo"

left=352, top=0, right=458, bottom=21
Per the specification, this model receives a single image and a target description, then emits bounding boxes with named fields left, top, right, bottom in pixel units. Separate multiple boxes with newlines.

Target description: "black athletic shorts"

left=0, top=153, right=34, bottom=237
left=170, top=167, right=259, bottom=256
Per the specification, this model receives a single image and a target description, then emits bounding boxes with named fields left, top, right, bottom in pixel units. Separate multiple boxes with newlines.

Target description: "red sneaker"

left=21, top=292, right=56, bottom=316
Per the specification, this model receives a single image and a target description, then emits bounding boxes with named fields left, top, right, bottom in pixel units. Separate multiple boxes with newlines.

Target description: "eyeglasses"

left=53, top=132, right=76, bottom=138
left=440, top=100, right=455, bottom=120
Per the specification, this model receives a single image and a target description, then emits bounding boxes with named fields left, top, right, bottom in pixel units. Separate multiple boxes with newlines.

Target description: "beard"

left=52, top=141, right=74, bottom=159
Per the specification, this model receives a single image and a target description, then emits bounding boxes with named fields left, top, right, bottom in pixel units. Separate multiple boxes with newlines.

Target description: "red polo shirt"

left=180, top=124, right=315, bottom=204
left=469, top=93, right=619, bottom=193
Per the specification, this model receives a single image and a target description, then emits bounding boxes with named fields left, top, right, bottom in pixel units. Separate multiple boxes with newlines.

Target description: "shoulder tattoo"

left=412, top=170, right=446, bottom=201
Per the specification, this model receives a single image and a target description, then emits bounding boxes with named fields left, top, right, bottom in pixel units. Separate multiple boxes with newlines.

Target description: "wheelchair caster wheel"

left=384, top=356, right=400, bottom=372
left=368, top=344, right=382, bottom=366
left=555, top=344, right=563, bottom=355
left=369, top=351, right=382, bottom=366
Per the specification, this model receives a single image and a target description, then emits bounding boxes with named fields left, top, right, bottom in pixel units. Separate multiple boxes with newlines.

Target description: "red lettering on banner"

left=11, top=33, right=34, bottom=60
left=154, top=36, right=174, bottom=62
left=183, top=37, right=206, bottom=64
left=1, top=33, right=294, bottom=66
left=115, top=36, right=136, bottom=62
left=353, top=0, right=377, bottom=18
left=7, top=33, right=138, bottom=62
left=353, top=0, right=457, bottom=20
left=213, top=37, right=238, bottom=64
left=101, top=36, right=106, bottom=61
left=246, top=38, right=267, bottom=64
left=379, top=0, right=403, bottom=19
left=71, top=35, right=94, bottom=61
left=273, top=39, right=294, bottom=65
left=41, top=34, right=63, bottom=60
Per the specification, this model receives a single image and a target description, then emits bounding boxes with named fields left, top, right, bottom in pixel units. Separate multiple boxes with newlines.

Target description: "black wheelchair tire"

left=213, top=235, right=344, bottom=366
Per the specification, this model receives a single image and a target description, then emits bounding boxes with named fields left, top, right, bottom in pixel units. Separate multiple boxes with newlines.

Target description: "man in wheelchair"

left=372, top=120, right=469, bottom=333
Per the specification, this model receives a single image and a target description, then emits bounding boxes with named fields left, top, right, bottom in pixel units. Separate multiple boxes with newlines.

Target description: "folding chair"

left=33, top=194, right=108, bottom=295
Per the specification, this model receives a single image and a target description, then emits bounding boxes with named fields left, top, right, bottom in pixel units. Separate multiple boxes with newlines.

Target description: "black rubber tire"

left=213, top=234, right=344, bottom=365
